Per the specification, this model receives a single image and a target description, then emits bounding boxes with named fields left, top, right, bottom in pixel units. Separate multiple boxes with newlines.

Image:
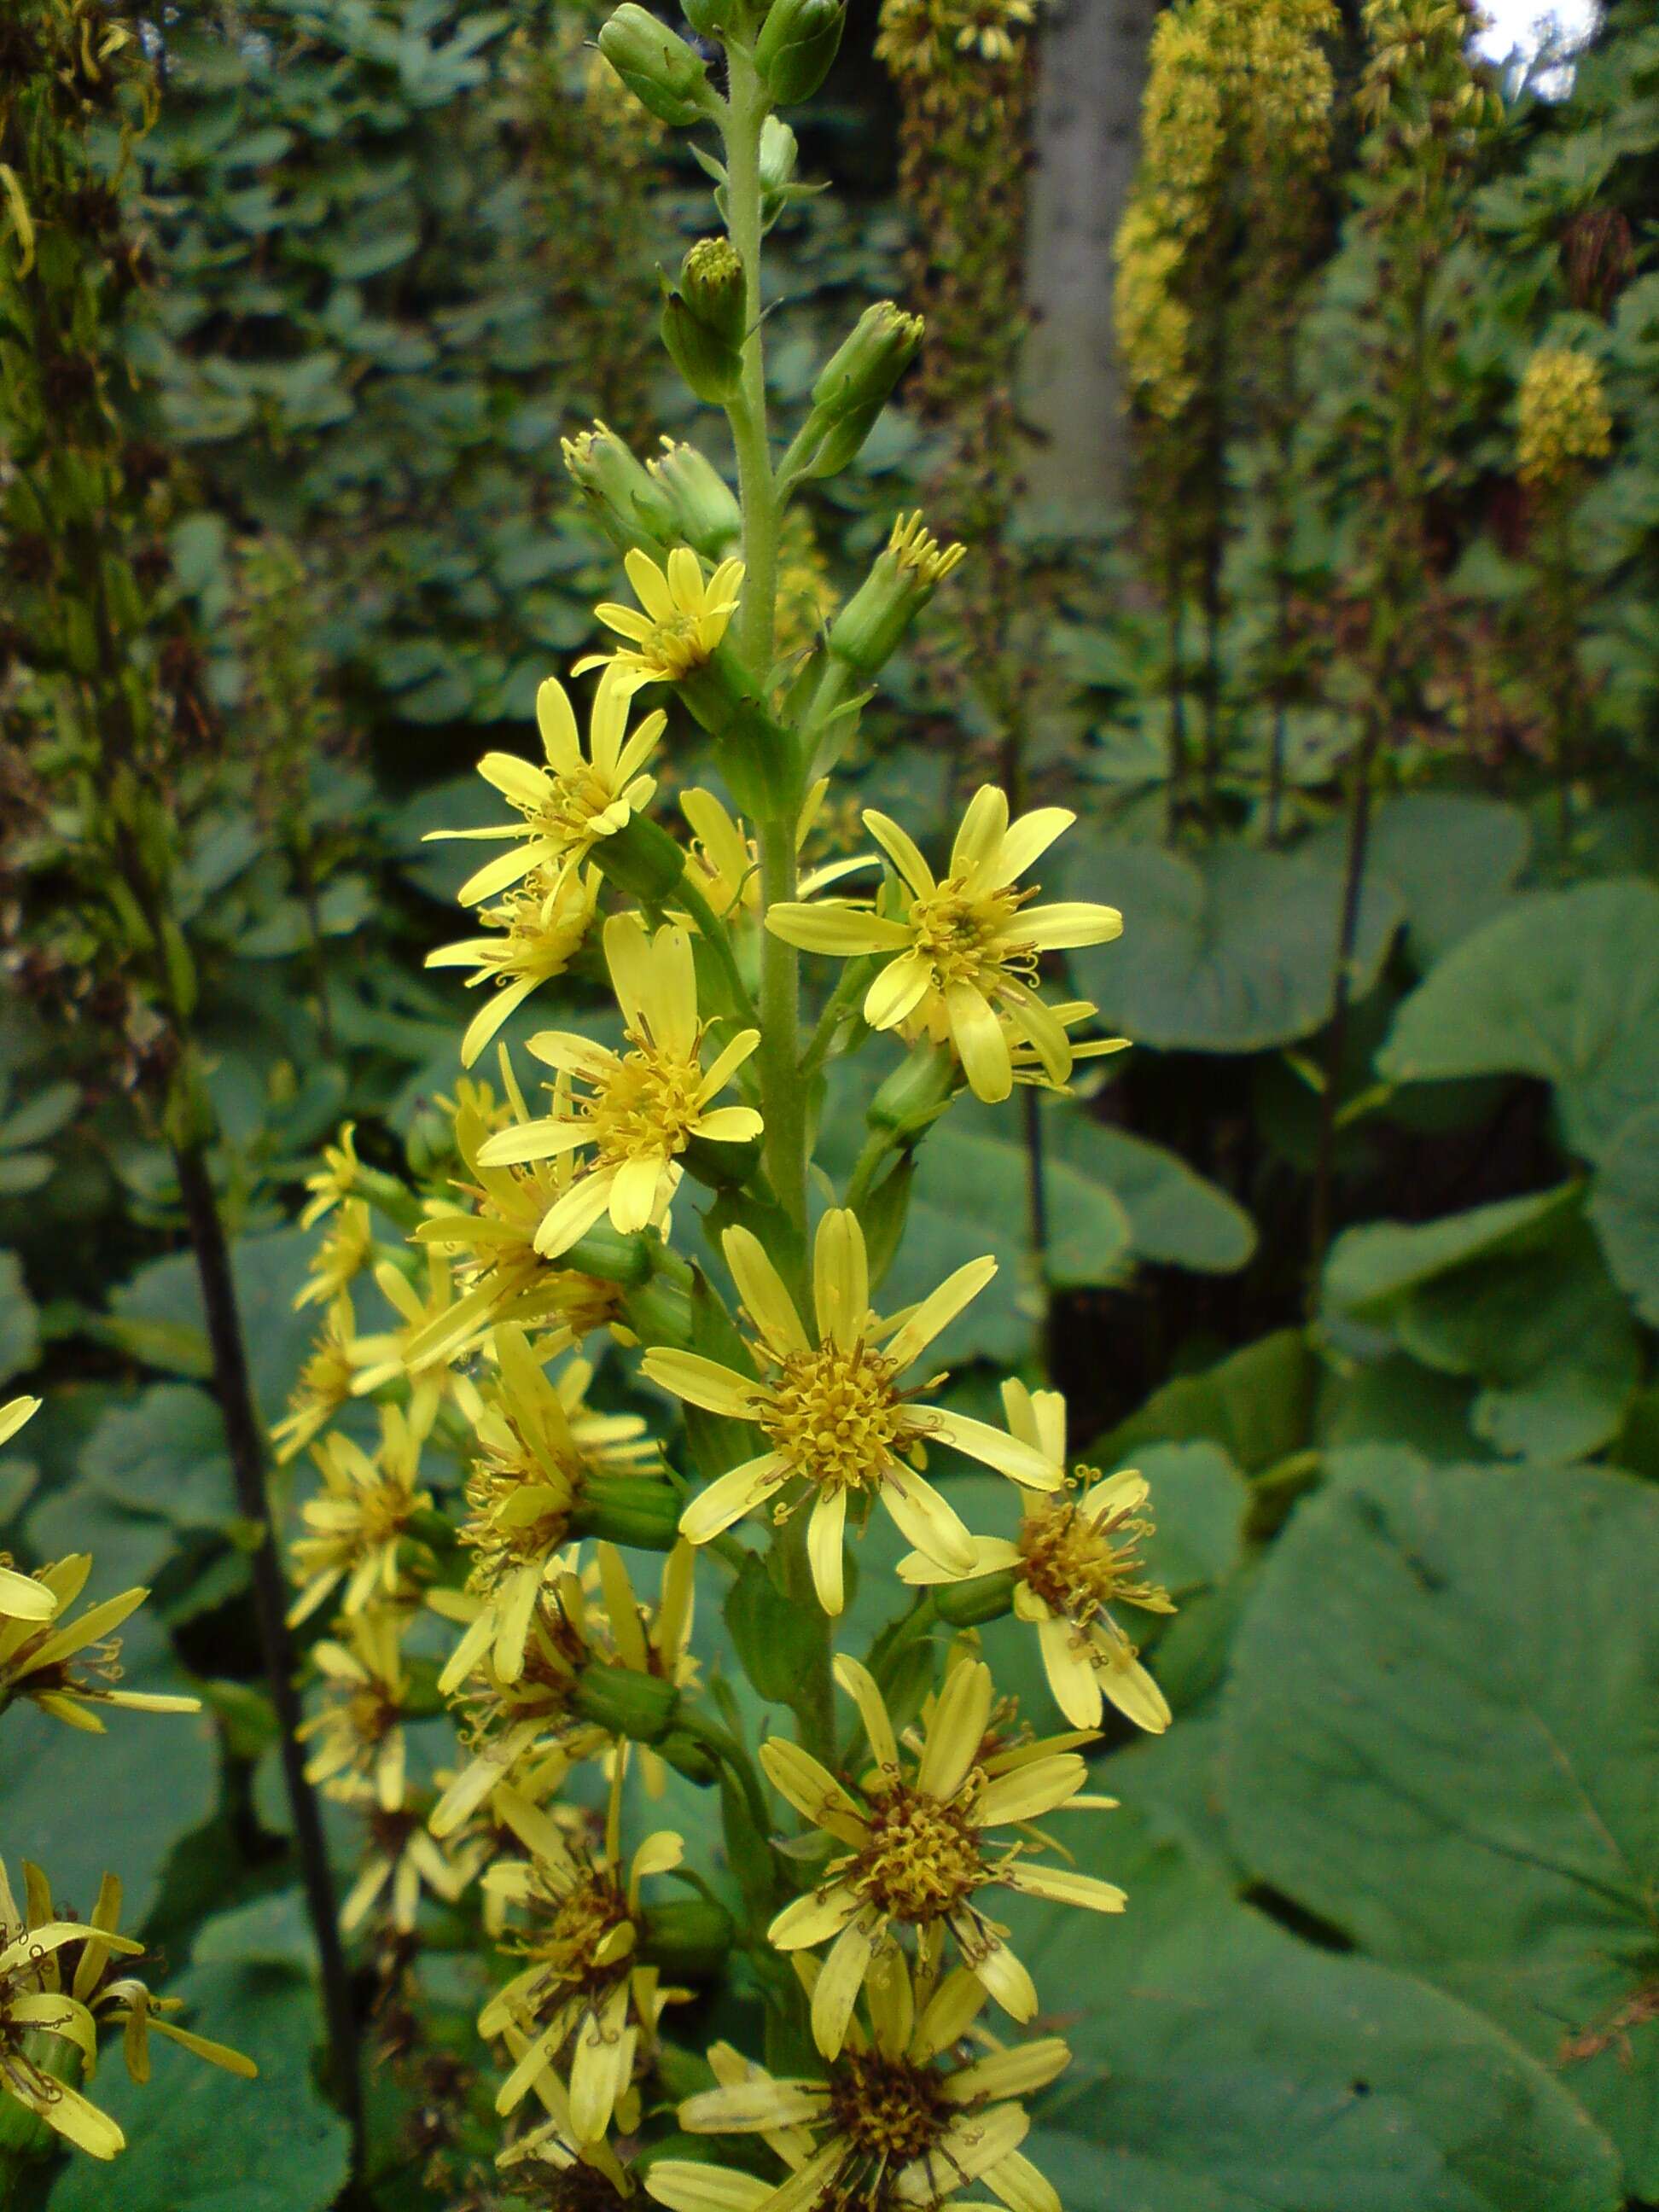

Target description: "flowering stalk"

left=279, top=10, right=1155, bottom=2203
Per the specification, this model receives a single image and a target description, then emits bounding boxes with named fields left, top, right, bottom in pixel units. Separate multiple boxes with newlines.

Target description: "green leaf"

left=0, top=1604, right=218, bottom=1929
left=81, top=1384, right=235, bottom=1530
left=1220, top=1452, right=1659, bottom=2192
left=109, top=1231, right=317, bottom=1423
left=1304, top=794, right=1530, bottom=968
left=1094, top=1329, right=1316, bottom=1474
left=1039, top=1103, right=1256, bottom=1273
left=1000, top=1810, right=1620, bottom=2212
left=0, top=1249, right=39, bottom=1388
left=1323, top=1185, right=1583, bottom=1319
left=47, top=1962, right=348, bottom=2212
left=724, top=1552, right=823, bottom=1706
left=1377, top=879, right=1659, bottom=1162
left=1588, top=1103, right=1659, bottom=1325
left=1064, top=839, right=1403, bottom=1053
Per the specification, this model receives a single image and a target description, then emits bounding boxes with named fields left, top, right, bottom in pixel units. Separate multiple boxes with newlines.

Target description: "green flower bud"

left=755, top=0, right=846, bottom=105
left=598, top=5, right=715, bottom=125
left=573, top=1662, right=681, bottom=1743
left=649, top=439, right=742, bottom=559
left=640, top=1897, right=736, bottom=1979
left=661, top=236, right=748, bottom=405
left=867, top=1040, right=958, bottom=1138
left=675, top=640, right=800, bottom=816
left=830, top=510, right=967, bottom=676
left=573, top=1476, right=684, bottom=1551
left=562, top=420, right=677, bottom=554
left=759, top=114, right=800, bottom=195
left=682, top=1126, right=764, bottom=1193
left=682, top=0, right=734, bottom=35
left=590, top=809, right=690, bottom=904
left=561, top=1219, right=657, bottom=1287
left=790, top=303, right=924, bottom=480
left=935, top=1568, right=1018, bottom=1627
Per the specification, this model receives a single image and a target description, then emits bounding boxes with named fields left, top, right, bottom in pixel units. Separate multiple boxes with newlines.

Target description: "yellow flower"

left=288, top=1400, right=435, bottom=1627
left=646, top=1944, right=1069, bottom=2212
left=346, top=1249, right=484, bottom=1427
left=573, top=547, right=745, bottom=695
left=761, top=1651, right=1122, bottom=2054
left=1517, top=346, right=1614, bottom=489
left=55, top=1870, right=256, bottom=2087
left=428, top=862, right=601, bottom=1070
left=766, top=785, right=1123, bottom=1103
left=424, top=672, right=667, bottom=905
left=494, top=2043, right=638, bottom=2198
left=297, top=1604, right=412, bottom=1810
left=271, top=1293, right=360, bottom=1464
left=444, top=1326, right=660, bottom=1685
left=641, top=1208, right=1060, bottom=1614
left=294, top=1196, right=376, bottom=1311
left=0, top=1856, right=145, bottom=2160
left=0, top=1561, right=199, bottom=1734
left=480, top=1778, right=686, bottom=2143
left=338, top=1796, right=483, bottom=1936
left=474, top=916, right=763, bottom=1257
left=0, top=1399, right=55, bottom=1624
left=410, top=1077, right=631, bottom=1372
left=678, top=782, right=870, bottom=925
left=899, top=1382, right=1175, bottom=1733
left=300, top=1122, right=363, bottom=1230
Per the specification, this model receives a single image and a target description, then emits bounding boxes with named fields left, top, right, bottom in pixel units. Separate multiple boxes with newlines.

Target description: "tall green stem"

left=724, top=47, right=778, bottom=670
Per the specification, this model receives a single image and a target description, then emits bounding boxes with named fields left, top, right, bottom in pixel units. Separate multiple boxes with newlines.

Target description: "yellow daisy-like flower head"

left=647, top=1944, right=1069, bottom=2212
left=0, top=1856, right=147, bottom=2161
left=480, top=1779, right=685, bottom=2144
left=271, top=1293, right=360, bottom=1465
left=424, top=672, right=667, bottom=905
left=0, top=1398, right=55, bottom=1627
left=767, top=784, right=1123, bottom=1104
left=642, top=1208, right=1061, bottom=1615
left=299, top=1122, right=363, bottom=1230
left=338, top=1791, right=483, bottom=1937
left=760, top=1652, right=1123, bottom=2056
left=0, top=1561, right=200, bottom=1735
left=474, top=915, right=763, bottom=1259
left=494, top=2046, right=638, bottom=2201
left=679, top=781, right=870, bottom=926
left=899, top=1382, right=1175, bottom=1734
left=428, top=862, right=601, bottom=1070
left=573, top=546, right=745, bottom=696
left=296, top=1604, right=412, bottom=1812
left=287, top=1399, right=435, bottom=1627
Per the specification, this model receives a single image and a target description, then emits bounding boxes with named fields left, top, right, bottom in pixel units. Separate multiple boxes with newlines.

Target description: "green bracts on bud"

left=649, top=439, right=742, bottom=559
left=573, top=1476, right=684, bottom=1551
left=598, top=5, right=715, bottom=125
left=682, top=1126, right=765, bottom=1194
left=591, top=809, right=690, bottom=904
left=830, top=511, right=967, bottom=676
left=676, top=640, right=800, bottom=816
left=867, top=1041, right=958, bottom=1138
left=562, top=422, right=677, bottom=555
left=561, top=1219, right=658, bottom=1288
left=789, top=303, right=924, bottom=480
left=682, top=0, right=735, bottom=35
left=755, top=0, right=847, bottom=106
left=573, top=1663, right=681, bottom=1743
left=934, top=1568, right=1018, bottom=1628
left=662, top=237, right=747, bottom=405
left=640, top=1897, right=736, bottom=1979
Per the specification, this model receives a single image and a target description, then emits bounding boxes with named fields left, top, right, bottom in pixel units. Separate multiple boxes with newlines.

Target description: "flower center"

left=1016, top=1485, right=1157, bottom=1626
left=853, top=1784, right=984, bottom=1920
left=523, top=1871, right=632, bottom=2002
left=641, top=610, right=708, bottom=678
left=907, top=878, right=1027, bottom=992
left=760, top=1342, right=905, bottom=1493
left=585, top=1043, right=707, bottom=1166
left=479, top=875, right=593, bottom=981
left=532, top=767, right=620, bottom=845
left=547, top=2168, right=632, bottom=2212
left=830, top=2049, right=949, bottom=2171
left=463, top=1454, right=578, bottom=1580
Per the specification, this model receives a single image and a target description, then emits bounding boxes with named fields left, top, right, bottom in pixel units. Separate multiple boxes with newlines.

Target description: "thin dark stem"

left=1198, top=534, right=1223, bottom=829
left=1165, top=587, right=1189, bottom=842
left=172, top=1138, right=364, bottom=2166
left=1307, top=713, right=1380, bottom=1288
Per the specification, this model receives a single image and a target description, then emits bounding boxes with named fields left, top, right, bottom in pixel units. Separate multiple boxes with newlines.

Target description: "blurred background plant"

left=1, top=0, right=1656, bottom=2206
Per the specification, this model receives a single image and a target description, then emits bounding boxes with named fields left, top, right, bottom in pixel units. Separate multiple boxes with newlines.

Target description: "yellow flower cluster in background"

left=1517, top=346, right=1615, bottom=489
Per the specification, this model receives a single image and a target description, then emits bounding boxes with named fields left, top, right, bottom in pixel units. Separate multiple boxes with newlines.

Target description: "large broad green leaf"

left=0, top=1605, right=218, bottom=1929
left=1039, top=1104, right=1257, bottom=1273
left=48, top=1960, right=348, bottom=2212
left=81, top=1384, right=236, bottom=1531
left=0, top=1248, right=39, bottom=1387
left=1305, top=794, right=1530, bottom=968
left=109, top=1229, right=317, bottom=1422
left=1064, top=839, right=1402, bottom=1053
left=1377, top=880, right=1659, bottom=1162
left=1220, top=1452, right=1659, bottom=2192
left=1095, top=1329, right=1316, bottom=1474
left=998, top=1811, right=1619, bottom=2212
left=1588, top=1103, right=1659, bottom=1325
left=1323, top=1185, right=1582, bottom=1320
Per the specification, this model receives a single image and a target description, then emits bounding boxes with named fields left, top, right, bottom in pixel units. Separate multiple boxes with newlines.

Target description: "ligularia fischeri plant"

left=276, top=3, right=1158, bottom=2201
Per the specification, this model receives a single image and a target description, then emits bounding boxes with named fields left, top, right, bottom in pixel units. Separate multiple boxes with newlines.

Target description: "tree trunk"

left=1022, top=0, right=1158, bottom=527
